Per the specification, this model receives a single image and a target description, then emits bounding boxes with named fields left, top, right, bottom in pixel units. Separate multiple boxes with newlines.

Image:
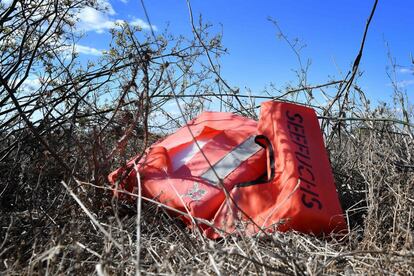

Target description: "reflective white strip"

left=201, top=136, right=261, bottom=185
left=171, top=139, right=209, bottom=172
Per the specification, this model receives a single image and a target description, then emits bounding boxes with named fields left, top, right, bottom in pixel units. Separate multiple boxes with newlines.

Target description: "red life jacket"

left=108, top=101, right=347, bottom=238
left=108, top=111, right=267, bottom=224
left=205, top=101, right=347, bottom=238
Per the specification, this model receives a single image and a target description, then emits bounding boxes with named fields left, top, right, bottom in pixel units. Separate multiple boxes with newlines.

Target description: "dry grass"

left=1, top=1, right=413, bottom=274
left=1, top=97, right=413, bottom=276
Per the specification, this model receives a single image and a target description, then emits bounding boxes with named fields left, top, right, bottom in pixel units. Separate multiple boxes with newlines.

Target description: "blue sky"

left=75, top=0, right=414, bottom=103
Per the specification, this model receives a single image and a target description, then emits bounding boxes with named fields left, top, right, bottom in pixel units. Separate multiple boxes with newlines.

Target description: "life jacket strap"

left=236, top=135, right=276, bottom=188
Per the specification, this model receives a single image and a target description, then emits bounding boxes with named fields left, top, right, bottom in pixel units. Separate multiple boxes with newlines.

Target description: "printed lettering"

left=286, top=111, right=303, bottom=123
left=300, top=186, right=319, bottom=197
left=287, top=121, right=305, bottom=135
left=286, top=109, right=323, bottom=210
left=299, top=176, right=316, bottom=187
left=293, top=141, right=310, bottom=155
left=301, top=193, right=323, bottom=209
left=295, top=152, right=312, bottom=168
left=298, top=165, right=315, bottom=182
left=290, top=131, right=308, bottom=145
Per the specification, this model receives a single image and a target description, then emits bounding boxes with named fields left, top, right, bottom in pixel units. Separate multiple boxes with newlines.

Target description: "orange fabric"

left=108, top=101, right=347, bottom=238
left=108, top=112, right=266, bottom=222
left=206, top=101, right=347, bottom=238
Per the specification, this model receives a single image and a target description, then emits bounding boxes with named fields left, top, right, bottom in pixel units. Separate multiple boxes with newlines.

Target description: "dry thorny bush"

left=1, top=0, right=413, bottom=275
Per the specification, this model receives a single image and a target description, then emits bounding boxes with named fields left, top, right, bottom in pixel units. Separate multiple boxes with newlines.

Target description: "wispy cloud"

left=21, top=78, right=41, bottom=92
left=1, top=0, right=14, bottom=7
left=394, top=79, right=414, bottom=88
left=97, top=0, right=116, bottom=15
left=130, top=18, right=157, bottom=31
left=399, top=68, right=414, bottom=74
left=77, top=7, right=117, bottom=34
left=74, top=44, right=103, bottom=56
left=77, top=3, right=156, bottom=34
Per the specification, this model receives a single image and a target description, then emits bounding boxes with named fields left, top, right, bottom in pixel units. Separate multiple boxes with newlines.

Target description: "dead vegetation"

left=1, top=0, right=414, bottom=275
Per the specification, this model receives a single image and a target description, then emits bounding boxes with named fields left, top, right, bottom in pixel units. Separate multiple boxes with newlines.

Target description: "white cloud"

left=1, top=0, right=14, bottom=7
left=77, top=7, right=156, bottom=34
left=97, top=0, right=116, bottom=15
left=77, top=7, right=115, bottom=34
left=119, top=0, right=129, bottom=3
left=399, top=68, right=414, bottom=74
left=21, top=78, right=41, bottom=92
left=394, top=79, right=414, bottom=88
left=74, top=44, right=103, bottom=56
left=59, top=44, right=103, bottom=57
left=131, top=18, right=157, bottom=31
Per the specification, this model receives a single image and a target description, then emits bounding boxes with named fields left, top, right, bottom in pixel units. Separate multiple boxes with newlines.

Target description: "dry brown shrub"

left=1, top=0, right=413, bottom=275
